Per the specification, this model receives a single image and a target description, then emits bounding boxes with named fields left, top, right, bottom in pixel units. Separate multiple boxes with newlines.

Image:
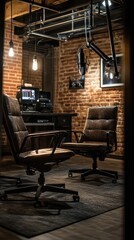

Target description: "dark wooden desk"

left=21, top=111, right=77, bottom=141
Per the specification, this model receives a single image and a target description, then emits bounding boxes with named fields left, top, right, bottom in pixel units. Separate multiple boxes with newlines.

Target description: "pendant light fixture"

left=102, top=0, right=112, bottom=7
left=32, top=39, right=38, bottom=71
left=8, top=0, right=14, bottom=57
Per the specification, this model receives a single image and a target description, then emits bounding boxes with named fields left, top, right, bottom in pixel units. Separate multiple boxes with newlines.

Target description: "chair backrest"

left=2, top=93, right=30, bottom=160
left=82, top=106, right=118, bottom=143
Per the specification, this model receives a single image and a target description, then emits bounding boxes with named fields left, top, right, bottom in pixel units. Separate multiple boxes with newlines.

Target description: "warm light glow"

left=102, top=0, right=112, bottom=6
left=32, top=55, right=38, bottom=71
left=8, top=40, right=14, bottom=57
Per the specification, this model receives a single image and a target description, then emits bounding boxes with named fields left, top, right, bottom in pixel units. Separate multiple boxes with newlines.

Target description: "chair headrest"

left=3, top=93, right=21, bottom=116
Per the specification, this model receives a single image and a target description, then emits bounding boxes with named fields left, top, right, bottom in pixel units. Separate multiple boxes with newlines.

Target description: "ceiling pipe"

left=25, top=8, right=90, bottom=39
left=31, top=32, right=61, bottom=41
left=20, top=0, right=123, bottom=43
left=27, top=8, right=88, bottom=28
left=28, top=17, right=123, bottom=42
left=27, top=5, right=122, bottom=30
left=30, top=15, right=87, bottom=33
left=57, top=19, right=123, bottom=35
left=29, top=25, right=123, bottom=42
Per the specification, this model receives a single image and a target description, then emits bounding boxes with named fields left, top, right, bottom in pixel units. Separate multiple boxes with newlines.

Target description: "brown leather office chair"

left=1, top=93, right=79, bottom=206
left=61, top=106, right=118, bottom=183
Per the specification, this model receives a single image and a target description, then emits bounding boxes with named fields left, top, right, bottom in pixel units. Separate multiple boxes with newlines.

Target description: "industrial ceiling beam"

left=5, top=0, right=40, bottom=20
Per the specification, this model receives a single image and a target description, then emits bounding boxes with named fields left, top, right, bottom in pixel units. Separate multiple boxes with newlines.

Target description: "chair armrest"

left=106, top=130, right=117, bottom=151
left=19, top=130, right=68, bottom=154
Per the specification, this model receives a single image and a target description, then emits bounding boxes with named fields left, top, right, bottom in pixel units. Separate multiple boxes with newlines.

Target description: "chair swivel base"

left=0, top=175, right=22, bottom=185
left=68, top=168, right=118, bottom=183
left=0, top=182, right=80, bottom=206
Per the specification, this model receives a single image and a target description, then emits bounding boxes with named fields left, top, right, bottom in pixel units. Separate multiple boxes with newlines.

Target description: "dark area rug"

left=0, top=161, right=124, bottom=238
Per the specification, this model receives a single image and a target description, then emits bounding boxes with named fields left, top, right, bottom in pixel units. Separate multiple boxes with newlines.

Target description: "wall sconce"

left=8, top=0, right=14, bottom=57
left=32, top=39, right=38, bottom=71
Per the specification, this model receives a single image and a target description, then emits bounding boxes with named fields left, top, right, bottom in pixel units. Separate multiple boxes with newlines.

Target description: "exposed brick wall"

left=2, top=21, right=23, bottom=152
left=54, top=31, right=124, bottom=155
left=2, top=21, right=43, bottom=153
left=3, top=22, right=43, bottom=95
left=2, top=24, right=124, bottom=156
left=3, top=21, right=22, bottom=96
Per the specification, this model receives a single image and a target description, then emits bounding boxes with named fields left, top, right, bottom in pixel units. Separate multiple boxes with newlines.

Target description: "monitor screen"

left=20, top=87, right=39, bottom=104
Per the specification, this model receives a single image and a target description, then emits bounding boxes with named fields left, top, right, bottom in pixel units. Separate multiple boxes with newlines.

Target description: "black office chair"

left=0, top=128, right=22, bottom=184
left=1, top=93, right=79, bottom=206
left=61, top=106, right=118, bottom=183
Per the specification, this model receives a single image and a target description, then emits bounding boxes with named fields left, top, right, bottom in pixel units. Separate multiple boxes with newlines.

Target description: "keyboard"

left=25, top=122, right=55, bottom=126
left=21, top=111, right=39, bottom=113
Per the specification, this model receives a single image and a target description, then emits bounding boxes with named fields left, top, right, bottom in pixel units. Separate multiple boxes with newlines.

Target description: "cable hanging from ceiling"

left=8, top=0, right=14, bottom=57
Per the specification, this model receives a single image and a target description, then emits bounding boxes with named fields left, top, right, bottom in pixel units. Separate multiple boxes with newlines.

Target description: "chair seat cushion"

left=19, top=148, right=75, bottom=165
left=62, top=141, right=108, bottom=150
left=61, top=142, right=113, bottom=158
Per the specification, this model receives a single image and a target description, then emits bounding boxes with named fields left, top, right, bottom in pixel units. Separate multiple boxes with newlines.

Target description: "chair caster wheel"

left=16, top=178, right=22, bottom=186
left=116, top=174, right=118, bottom=179
left=81, top=175, right=85, bottom=181
left=112, top=179, right=117, bottom=183
left=73, top=195, right=80, bottom=202
left=0, top=194, right=8, bottom=201
left=34, top=201, right=41, bottom=208
left=68, top=172, right=72, bottom=177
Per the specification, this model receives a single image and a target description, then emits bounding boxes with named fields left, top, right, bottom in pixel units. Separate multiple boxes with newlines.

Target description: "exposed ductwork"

left=12, top=0, right=124, bottom=50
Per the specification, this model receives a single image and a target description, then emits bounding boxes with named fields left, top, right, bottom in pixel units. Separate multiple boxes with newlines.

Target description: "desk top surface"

left=21, top=111, right=77, bottom=117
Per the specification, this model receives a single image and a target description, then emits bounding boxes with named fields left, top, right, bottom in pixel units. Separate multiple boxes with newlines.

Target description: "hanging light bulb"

left=32, top=38, right=38, bottom=71
left=8, top=40, right=14, bottom=57
left=102, top=0, right=112, bottom=7
left=32, top=54, right=38, bottom=71
left=8, top=0, right=14, bottom=57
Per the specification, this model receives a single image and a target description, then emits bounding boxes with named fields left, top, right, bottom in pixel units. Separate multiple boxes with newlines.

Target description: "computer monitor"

left=20, top=86, right=39, bottom=105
